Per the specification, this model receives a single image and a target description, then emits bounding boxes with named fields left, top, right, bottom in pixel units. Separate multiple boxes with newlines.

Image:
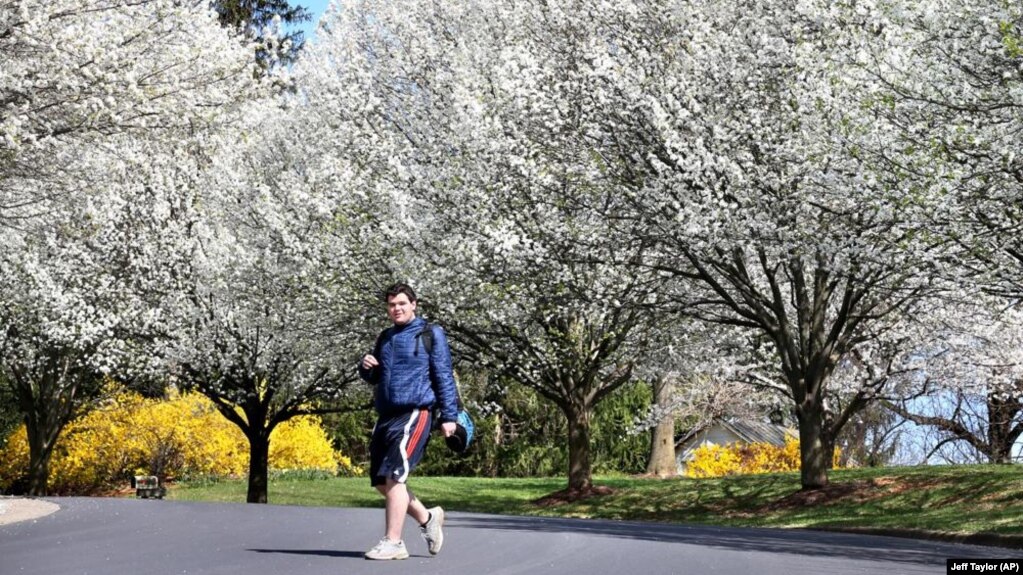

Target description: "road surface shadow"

left=249, top=549, right=365, bottom=558
left=449, top=514, right=990, bottom=566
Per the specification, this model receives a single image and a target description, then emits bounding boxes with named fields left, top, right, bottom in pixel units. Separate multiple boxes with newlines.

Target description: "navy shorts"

left=370, top=408, right=433, bottom=487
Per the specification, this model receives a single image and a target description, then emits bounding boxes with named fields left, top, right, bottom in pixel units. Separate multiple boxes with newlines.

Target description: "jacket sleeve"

left=358, top=331, right=384, bottom=384
left=358, top=360, right=377, bottom=383
left=427, top=325, right=460, bottom=423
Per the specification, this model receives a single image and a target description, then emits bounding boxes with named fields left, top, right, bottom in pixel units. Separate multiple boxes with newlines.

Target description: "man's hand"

left=440, top=421, right=457, bottom=438
left=362, top=354, right=379, bottom=370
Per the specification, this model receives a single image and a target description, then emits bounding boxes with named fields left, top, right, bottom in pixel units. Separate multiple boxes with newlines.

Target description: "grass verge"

left=168, top=464, right=1023, bottom=543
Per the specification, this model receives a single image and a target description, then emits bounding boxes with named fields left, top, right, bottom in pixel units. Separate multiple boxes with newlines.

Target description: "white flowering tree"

left=0, top=142, right=242, bottom=495
left=834, top=0, right=1022, bottom=463
left=305, top=0, right=675, bottom=495
left=305, top=0, right=980, bottom=491
left=0, top=0, right=259, bottom=495
left=150, top=79, right=401, bottom=501
left=851, top=0, right=1023, bottom=300
left=594, top=0, right=954, bottom=488
left=1, top=0, right=260, bottom=221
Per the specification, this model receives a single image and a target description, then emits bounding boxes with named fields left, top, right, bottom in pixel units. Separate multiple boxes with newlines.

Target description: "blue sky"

left=291, top=0, right=332, bottom=44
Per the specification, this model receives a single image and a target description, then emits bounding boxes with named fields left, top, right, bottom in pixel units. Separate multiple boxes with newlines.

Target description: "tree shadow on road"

left=449, top=514, right=993, bottom=567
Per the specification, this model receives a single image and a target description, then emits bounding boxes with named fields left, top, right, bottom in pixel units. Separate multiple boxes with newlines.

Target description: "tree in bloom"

left=589, top=0, right=954, bottom=489
left=303, top=0, right=673, bottom=495
left=149, top=90, right=389, bottom=502
left=849, top=0, right=1023, bottom=302
left=836, top=0, right=1022, bottom=464
left=0, top=0, right=258, bottom=224
left=0, top=0, right=260, bottom=495
left=302, top=0, right=970, bottom=491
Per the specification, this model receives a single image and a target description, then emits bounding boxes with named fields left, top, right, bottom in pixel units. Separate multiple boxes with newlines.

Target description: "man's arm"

left=359, top=354, right=379, bottom=382
left=358, top=330, right=386, bottom=383
left=427, top=325, right=460, bottom=424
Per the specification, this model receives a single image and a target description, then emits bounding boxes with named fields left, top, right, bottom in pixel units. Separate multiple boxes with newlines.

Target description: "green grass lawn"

left=169, top=464, right=1023, bottom=541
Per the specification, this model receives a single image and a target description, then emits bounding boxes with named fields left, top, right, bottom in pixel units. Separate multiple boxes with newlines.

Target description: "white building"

left=674, top=418, right=796, bottom=475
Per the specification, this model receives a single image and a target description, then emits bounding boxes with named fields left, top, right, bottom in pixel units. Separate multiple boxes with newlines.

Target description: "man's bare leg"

left=377, top=479, right=429, bottom=541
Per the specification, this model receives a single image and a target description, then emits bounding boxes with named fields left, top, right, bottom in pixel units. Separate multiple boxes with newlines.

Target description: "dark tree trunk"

left=795, top=394, right=831, bottom=490
left=987, top=391, right=1021, bottom=464
left=25, top=429, right=55, bottom=496
left=646, top=377, right=677, bottom=477
left=24, top=410, right=59, bottom=496
left=565, top=401, right=593, bottom=493
left=14, top=362, right=83, bottom=497
left=246, top=431, right=270, bottom=504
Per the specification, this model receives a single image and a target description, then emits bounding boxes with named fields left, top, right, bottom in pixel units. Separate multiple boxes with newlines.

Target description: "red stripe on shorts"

left=407, top=408, right=429, bottom=452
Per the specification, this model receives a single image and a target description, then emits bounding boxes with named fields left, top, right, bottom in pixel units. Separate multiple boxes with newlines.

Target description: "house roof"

left=675, top=418, right=795, bottom=448
left=721, top=419, right=795, bottom=445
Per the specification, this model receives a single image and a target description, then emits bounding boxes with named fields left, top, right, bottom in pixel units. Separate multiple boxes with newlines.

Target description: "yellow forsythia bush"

left=269, top=415, right=355, bottom=473
left=685, top=436, right=841, bottom=478
left=0, top=430, right=29, bottom=490
left=0, top=390, right=357, bottom=494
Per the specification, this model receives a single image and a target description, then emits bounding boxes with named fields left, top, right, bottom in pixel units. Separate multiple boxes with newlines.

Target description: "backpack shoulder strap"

left=419, top=322, right=434, bottom=355
left=419, top=323, right=465, bottom=411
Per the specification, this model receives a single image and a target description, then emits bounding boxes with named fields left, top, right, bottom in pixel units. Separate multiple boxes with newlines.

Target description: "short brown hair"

left=383, top=282, right=417, bottom=303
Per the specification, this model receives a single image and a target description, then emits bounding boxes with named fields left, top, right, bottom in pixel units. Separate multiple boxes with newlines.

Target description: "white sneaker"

left=365, top=538, right=409, bottom=560
left=420, top=506, right=445, bottom=555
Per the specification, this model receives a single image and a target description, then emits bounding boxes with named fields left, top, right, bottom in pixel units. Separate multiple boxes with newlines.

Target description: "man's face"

left=387, top=293, right=417, bottom=325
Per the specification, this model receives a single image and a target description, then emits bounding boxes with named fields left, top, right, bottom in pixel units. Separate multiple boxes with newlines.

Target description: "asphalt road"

left=0, top=497, right=1006, bottom=575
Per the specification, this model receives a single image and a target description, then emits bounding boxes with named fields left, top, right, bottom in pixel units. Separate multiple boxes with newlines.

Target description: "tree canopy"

left=2, top=0, right=1021, bottom=497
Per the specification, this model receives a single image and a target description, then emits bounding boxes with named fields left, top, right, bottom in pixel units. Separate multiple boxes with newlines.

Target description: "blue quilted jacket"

left=358, top=317, right=459, bottom=423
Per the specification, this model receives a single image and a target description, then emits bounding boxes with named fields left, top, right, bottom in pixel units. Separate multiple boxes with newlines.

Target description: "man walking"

left=358, top=283, right=459, bottom=560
